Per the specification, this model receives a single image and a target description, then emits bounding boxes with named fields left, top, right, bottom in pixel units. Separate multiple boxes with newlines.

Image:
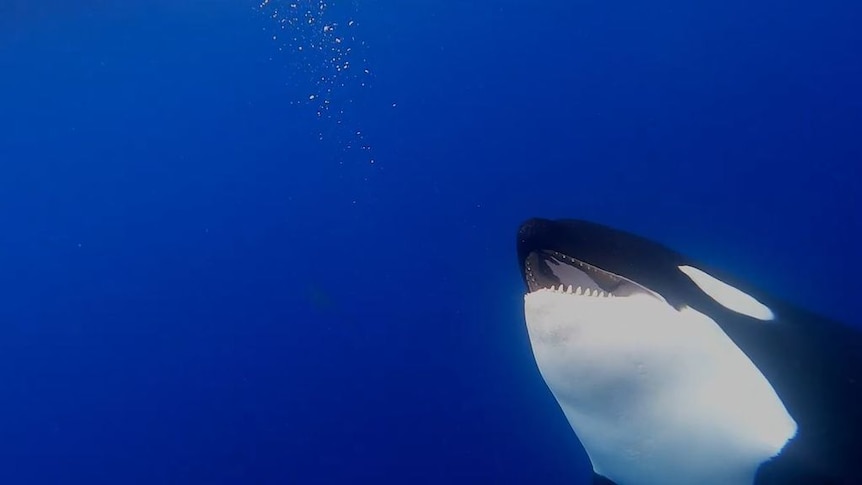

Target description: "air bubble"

left=258, top=0, right=376, bottom=160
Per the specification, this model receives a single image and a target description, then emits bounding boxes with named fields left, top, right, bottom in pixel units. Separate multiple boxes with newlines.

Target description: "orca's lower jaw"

left=523, top=250, right=655, bottom=300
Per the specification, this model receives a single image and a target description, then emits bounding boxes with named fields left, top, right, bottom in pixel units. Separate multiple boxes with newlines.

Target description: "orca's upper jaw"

left=517, top=218, right=652, bottom=298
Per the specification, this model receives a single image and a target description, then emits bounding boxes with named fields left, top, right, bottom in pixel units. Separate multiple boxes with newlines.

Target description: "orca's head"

left=517, top=217, right=775, bottom=320
left=516, top=218, right=795, bottom=484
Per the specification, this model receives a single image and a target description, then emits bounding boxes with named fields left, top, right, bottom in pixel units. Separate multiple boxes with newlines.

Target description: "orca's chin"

left=523, top=250, right=655, bottom=299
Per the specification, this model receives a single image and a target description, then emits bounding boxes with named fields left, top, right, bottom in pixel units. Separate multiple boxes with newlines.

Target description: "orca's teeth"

left=546, top=285, right=617, bottom=298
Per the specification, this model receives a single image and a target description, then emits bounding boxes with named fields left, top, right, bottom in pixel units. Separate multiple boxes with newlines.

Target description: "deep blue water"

left=0, top=1, right=859, bottom=483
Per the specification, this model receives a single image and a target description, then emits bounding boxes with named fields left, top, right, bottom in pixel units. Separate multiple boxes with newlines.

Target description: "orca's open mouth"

left=523, top=250, right=653, bottom=299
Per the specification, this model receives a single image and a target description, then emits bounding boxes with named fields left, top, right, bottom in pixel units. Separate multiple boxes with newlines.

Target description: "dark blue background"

left=0, top=0, right=859, bottom=483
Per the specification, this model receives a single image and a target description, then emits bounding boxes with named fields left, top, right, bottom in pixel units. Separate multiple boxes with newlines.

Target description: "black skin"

left=517, top=218, right=862, bottom=485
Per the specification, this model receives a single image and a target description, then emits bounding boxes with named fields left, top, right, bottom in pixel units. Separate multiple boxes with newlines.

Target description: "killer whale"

left=516, top=218, right=862, bottom=485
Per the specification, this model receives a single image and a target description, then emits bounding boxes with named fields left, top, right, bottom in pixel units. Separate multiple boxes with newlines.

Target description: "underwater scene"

left=1, top=0, right=860, bottom=483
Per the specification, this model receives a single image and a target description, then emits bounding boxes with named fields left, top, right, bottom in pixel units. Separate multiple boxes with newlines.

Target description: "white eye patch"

left=679, top=265, right=775, bottom=321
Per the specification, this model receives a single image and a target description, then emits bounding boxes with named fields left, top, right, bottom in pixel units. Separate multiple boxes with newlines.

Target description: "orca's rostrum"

left=516, top=218, right=861, bottom=485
